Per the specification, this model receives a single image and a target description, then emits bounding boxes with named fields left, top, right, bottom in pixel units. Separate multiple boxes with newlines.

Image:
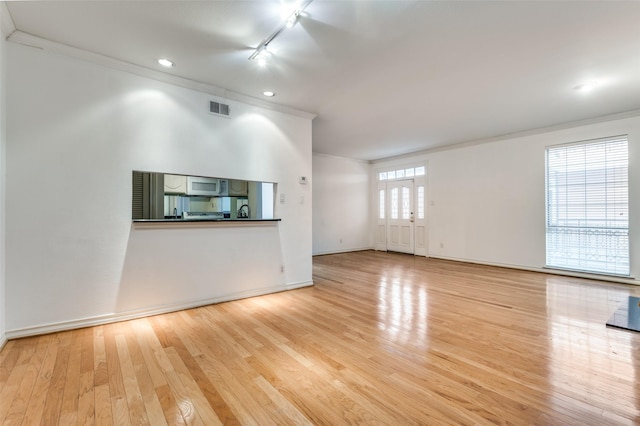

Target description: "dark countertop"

left=133, top=218, right=281, bottom=223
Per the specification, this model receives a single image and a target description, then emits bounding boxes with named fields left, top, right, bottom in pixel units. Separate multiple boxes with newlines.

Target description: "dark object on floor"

left=607, top=296, right=640, bottom=332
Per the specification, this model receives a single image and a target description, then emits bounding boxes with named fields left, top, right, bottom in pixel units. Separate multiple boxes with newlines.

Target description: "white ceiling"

left=5, top=1, right=640, bottom=161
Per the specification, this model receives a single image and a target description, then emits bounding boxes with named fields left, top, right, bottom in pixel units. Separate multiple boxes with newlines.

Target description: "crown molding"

left=7, top=30, right=316, bottom=120
left=312, top=151, right=370, bottom=164
left=0, top=2, right=16, bottom=39
left=372, top=108, right=640, bottom=164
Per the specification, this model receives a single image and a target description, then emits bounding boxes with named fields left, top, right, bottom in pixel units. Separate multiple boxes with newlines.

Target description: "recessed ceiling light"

left=158, top=58, right=174, bottom=68
left=574, top=81, right=599, bottom=92
left=263, top=91, right=275, bottom=97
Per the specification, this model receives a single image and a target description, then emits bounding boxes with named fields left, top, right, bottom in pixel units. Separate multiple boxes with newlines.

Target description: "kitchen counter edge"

left=132, top=218, right=281, bottom=228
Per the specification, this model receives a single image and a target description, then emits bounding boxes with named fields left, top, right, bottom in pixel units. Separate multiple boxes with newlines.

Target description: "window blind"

left=545, top=136, right=629, bottom=276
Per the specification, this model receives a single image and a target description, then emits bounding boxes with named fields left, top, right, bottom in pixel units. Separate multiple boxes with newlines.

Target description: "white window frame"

left=378, top=166, right=425, bottom=181
left=545, top=135, right=629, bottom=277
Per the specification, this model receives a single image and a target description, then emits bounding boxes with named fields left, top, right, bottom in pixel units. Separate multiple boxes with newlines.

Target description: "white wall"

left=0, top=3, right=8, bottom=347
left=5, top=42, right=313, bottom=335
left=373, top=115, right=640, bottom=284
left=312, top=153, right=371, bottom=255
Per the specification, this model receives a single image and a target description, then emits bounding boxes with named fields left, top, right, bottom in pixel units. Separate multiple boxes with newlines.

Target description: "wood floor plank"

left=130, top=319, right=169, bottom=390
left=227, top=310, right=400, bottom=425
left=92, top=326, right=109, bottom=388
left=164, top=347, right=222, bottom=426
left=19, top=335, right=59, bottom=425
left=114, top=334, right=150, bottom=425
left=76, top=371, right=95, bottom=426
left=0, top=348, right=33, bottom=423
left=103, top=323, right=130, bottom=426
left=94, top=384, right=113, bottom=426
left=184, top=338, right=272, bottom=425
left=0, top=341, right=24, bottom=393
left=57, top=330, right=83, bottom=425
left=122, top=322, right=169, bottom=426
left=130, top=319, right=186, bottom=425
left=1, top=335, right=53, bottom=425
left=76, top=328, right=96, bottom=426
left=154, top=383, right=186, bottom=426
left=159, top=315, right=239, bottom=425
left=163, top=367, right=204, bottom=425
left=2, top=251, right=640, bottom=425
left=92, top=326, right=113, bottom=426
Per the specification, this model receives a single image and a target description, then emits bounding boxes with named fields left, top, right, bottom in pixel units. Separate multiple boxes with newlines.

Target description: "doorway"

left=376, top=175, right=426, bottom=256
left=385, top=179, right=415, bottom=254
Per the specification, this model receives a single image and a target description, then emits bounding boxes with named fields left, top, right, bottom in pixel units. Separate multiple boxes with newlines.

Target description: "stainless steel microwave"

left=186, top=176, right=227, bottom=196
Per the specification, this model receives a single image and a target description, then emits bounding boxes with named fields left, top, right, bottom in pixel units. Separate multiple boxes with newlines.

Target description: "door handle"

left=410, top=212, right=415, bottom=223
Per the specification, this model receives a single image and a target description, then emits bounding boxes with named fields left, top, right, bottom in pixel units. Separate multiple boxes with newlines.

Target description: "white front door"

left=386, top=179, right=414, bottom=254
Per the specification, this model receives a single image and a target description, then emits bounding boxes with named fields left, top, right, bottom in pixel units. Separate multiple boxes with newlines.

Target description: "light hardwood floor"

left=1, top=250, right=640, bottom=425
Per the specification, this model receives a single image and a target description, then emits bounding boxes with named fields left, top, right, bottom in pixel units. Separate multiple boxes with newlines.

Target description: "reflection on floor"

left=607, top=296, right=640, bottom=332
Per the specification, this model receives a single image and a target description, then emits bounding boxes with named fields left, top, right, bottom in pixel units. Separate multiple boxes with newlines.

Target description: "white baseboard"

left=5, top=280, right=314, bottom=340
left=428, top=255, right=638, bottom=286
left=0, top=335, right=7, bottom=352
left=313, top=247, right=373, bottom=256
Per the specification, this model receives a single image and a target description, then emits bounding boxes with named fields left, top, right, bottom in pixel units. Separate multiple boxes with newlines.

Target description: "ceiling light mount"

left=573, top=80, right=599, bottom=93
left=286, top=12, right=300, bottom=28
left=249, top=0, right=313, bottom=62
left=256, top=48, right=270, bottom=67
left=157, top=58, right=174, bottom=68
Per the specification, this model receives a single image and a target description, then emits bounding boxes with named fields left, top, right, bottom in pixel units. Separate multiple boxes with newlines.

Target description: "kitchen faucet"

left=237, top=204, right=250, bottom=218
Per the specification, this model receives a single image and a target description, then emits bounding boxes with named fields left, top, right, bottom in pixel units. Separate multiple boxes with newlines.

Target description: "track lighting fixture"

left=249, top=0, right=313, bottom=62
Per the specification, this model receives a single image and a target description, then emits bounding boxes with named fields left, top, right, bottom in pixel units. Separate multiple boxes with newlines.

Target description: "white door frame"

left=376, top=173, right=427, bottom=256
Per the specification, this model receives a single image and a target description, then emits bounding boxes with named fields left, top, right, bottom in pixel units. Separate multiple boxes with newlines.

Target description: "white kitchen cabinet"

left=164, top=174, right=187, bottom=194
left=228, top=179, right=248, bottom=196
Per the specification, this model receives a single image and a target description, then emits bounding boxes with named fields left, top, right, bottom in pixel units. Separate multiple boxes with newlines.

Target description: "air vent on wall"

left=209, top=100, right=230, bottom=117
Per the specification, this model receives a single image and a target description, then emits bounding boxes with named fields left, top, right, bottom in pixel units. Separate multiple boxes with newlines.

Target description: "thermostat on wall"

left=299, top=176, right=308, bottom=184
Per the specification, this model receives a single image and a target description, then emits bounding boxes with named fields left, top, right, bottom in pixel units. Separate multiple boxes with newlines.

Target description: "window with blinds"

left=545, top=136, right=629, bottom=276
